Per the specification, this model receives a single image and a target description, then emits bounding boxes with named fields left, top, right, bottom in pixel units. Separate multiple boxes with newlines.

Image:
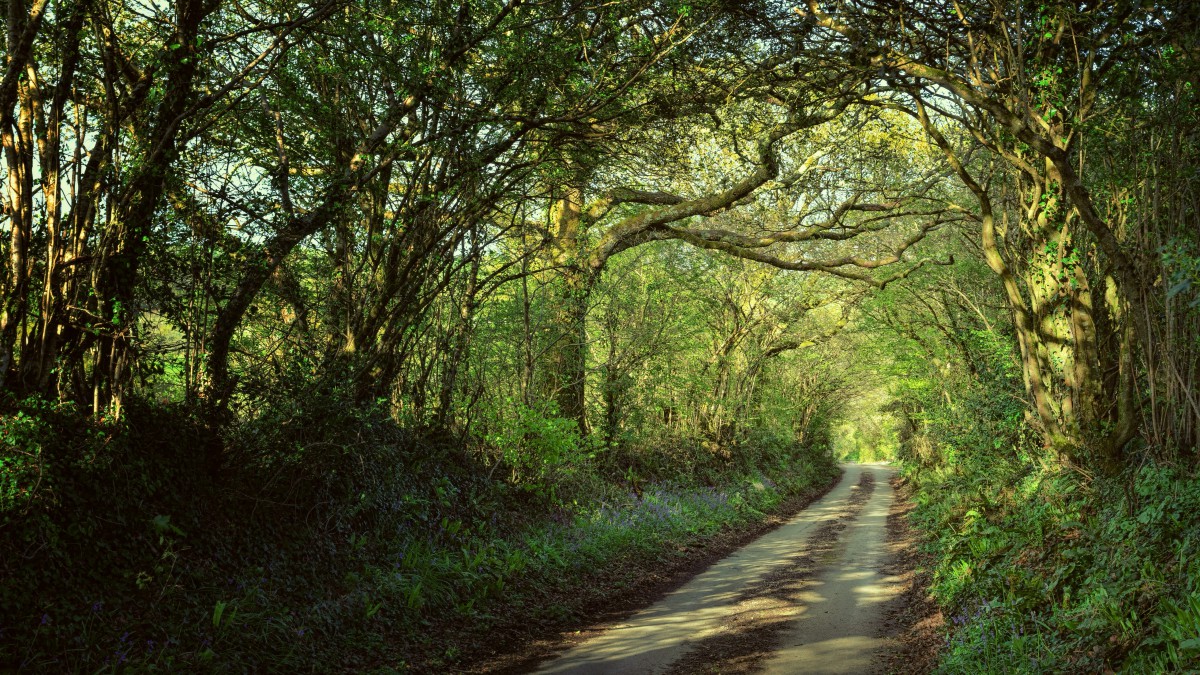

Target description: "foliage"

left=906, top=451, right=1200, bottom=673
left=0, top=388, right=837, bottom=670
left=1163, top=237, right=1200, bottom=310
left=477, top=400, right=601, bottom=505
left=4, top=0, right=1198, bottom=671
left=880, top=244, right=1200, bottom=672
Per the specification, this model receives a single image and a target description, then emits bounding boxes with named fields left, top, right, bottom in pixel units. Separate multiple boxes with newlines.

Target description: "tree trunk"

left=548, top=264, right=590, bottom=432
left=544, top=186, right=590, bottom=432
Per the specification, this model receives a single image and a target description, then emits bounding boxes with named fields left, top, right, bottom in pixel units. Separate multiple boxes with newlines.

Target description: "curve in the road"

left=534, top=463, right=902, bottom=675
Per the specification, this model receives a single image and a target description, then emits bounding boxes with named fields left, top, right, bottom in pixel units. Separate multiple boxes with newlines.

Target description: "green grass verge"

left=904, top=456, right=1200, bottom=673
left=1, top=397, right=837, bottom=672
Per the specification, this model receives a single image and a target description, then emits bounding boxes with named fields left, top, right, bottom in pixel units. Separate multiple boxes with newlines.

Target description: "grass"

left=0, top=396, right=838, bottom=672
left=405, top=464, right=837, bottom=669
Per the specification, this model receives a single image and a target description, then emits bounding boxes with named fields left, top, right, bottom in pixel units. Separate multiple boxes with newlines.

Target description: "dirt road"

left=534, top=464, right=903, bottom=674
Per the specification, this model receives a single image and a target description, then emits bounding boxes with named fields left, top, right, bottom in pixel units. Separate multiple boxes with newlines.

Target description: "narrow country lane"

left=534, top=464, right=903, bottom=674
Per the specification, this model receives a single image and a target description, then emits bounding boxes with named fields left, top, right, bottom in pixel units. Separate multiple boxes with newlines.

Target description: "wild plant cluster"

left=1, top=388, right=837, bottom=671
left=890, top=311, right=1200, bottom=673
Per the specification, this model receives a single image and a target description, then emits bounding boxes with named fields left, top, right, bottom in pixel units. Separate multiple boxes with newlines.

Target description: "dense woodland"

left=2, top=0, right=1198, bottom=671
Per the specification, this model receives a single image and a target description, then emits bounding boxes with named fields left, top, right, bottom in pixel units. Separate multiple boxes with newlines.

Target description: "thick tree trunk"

left=547, top=264, right=591, bottom=432
left=84, top=0, right=213, bottom=413
left=543, top=186, right=590, bottom=432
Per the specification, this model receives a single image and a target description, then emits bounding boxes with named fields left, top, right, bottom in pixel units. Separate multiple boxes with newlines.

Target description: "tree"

left=0, top=0, right=336, bottom=412
left=534, top=95, right=955, bottom=430
left=793, top=0, right=1200, bottom=469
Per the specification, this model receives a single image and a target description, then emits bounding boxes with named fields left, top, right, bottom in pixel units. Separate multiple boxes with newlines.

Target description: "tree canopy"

left=6, top=0, right=1194, bottom=470
left=4, top=0, right=1200, bottom=670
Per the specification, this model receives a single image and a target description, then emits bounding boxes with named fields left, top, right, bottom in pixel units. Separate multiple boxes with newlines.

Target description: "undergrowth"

left=902, top=426, right=1200, bottom=672
left=0, top=394, right=837, bottom=671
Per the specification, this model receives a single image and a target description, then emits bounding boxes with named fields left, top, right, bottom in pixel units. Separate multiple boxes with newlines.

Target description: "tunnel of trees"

left=2, top=0, right=1198, bottom=670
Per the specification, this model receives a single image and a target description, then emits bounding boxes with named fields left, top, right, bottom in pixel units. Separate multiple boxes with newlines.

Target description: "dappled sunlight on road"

left=536, top=464, right=901, bottom=674
left=762, top=474, right=902, bottom=674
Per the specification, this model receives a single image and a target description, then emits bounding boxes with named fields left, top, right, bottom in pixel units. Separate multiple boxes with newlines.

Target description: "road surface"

left=535, top=463, right=902, bottom=674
